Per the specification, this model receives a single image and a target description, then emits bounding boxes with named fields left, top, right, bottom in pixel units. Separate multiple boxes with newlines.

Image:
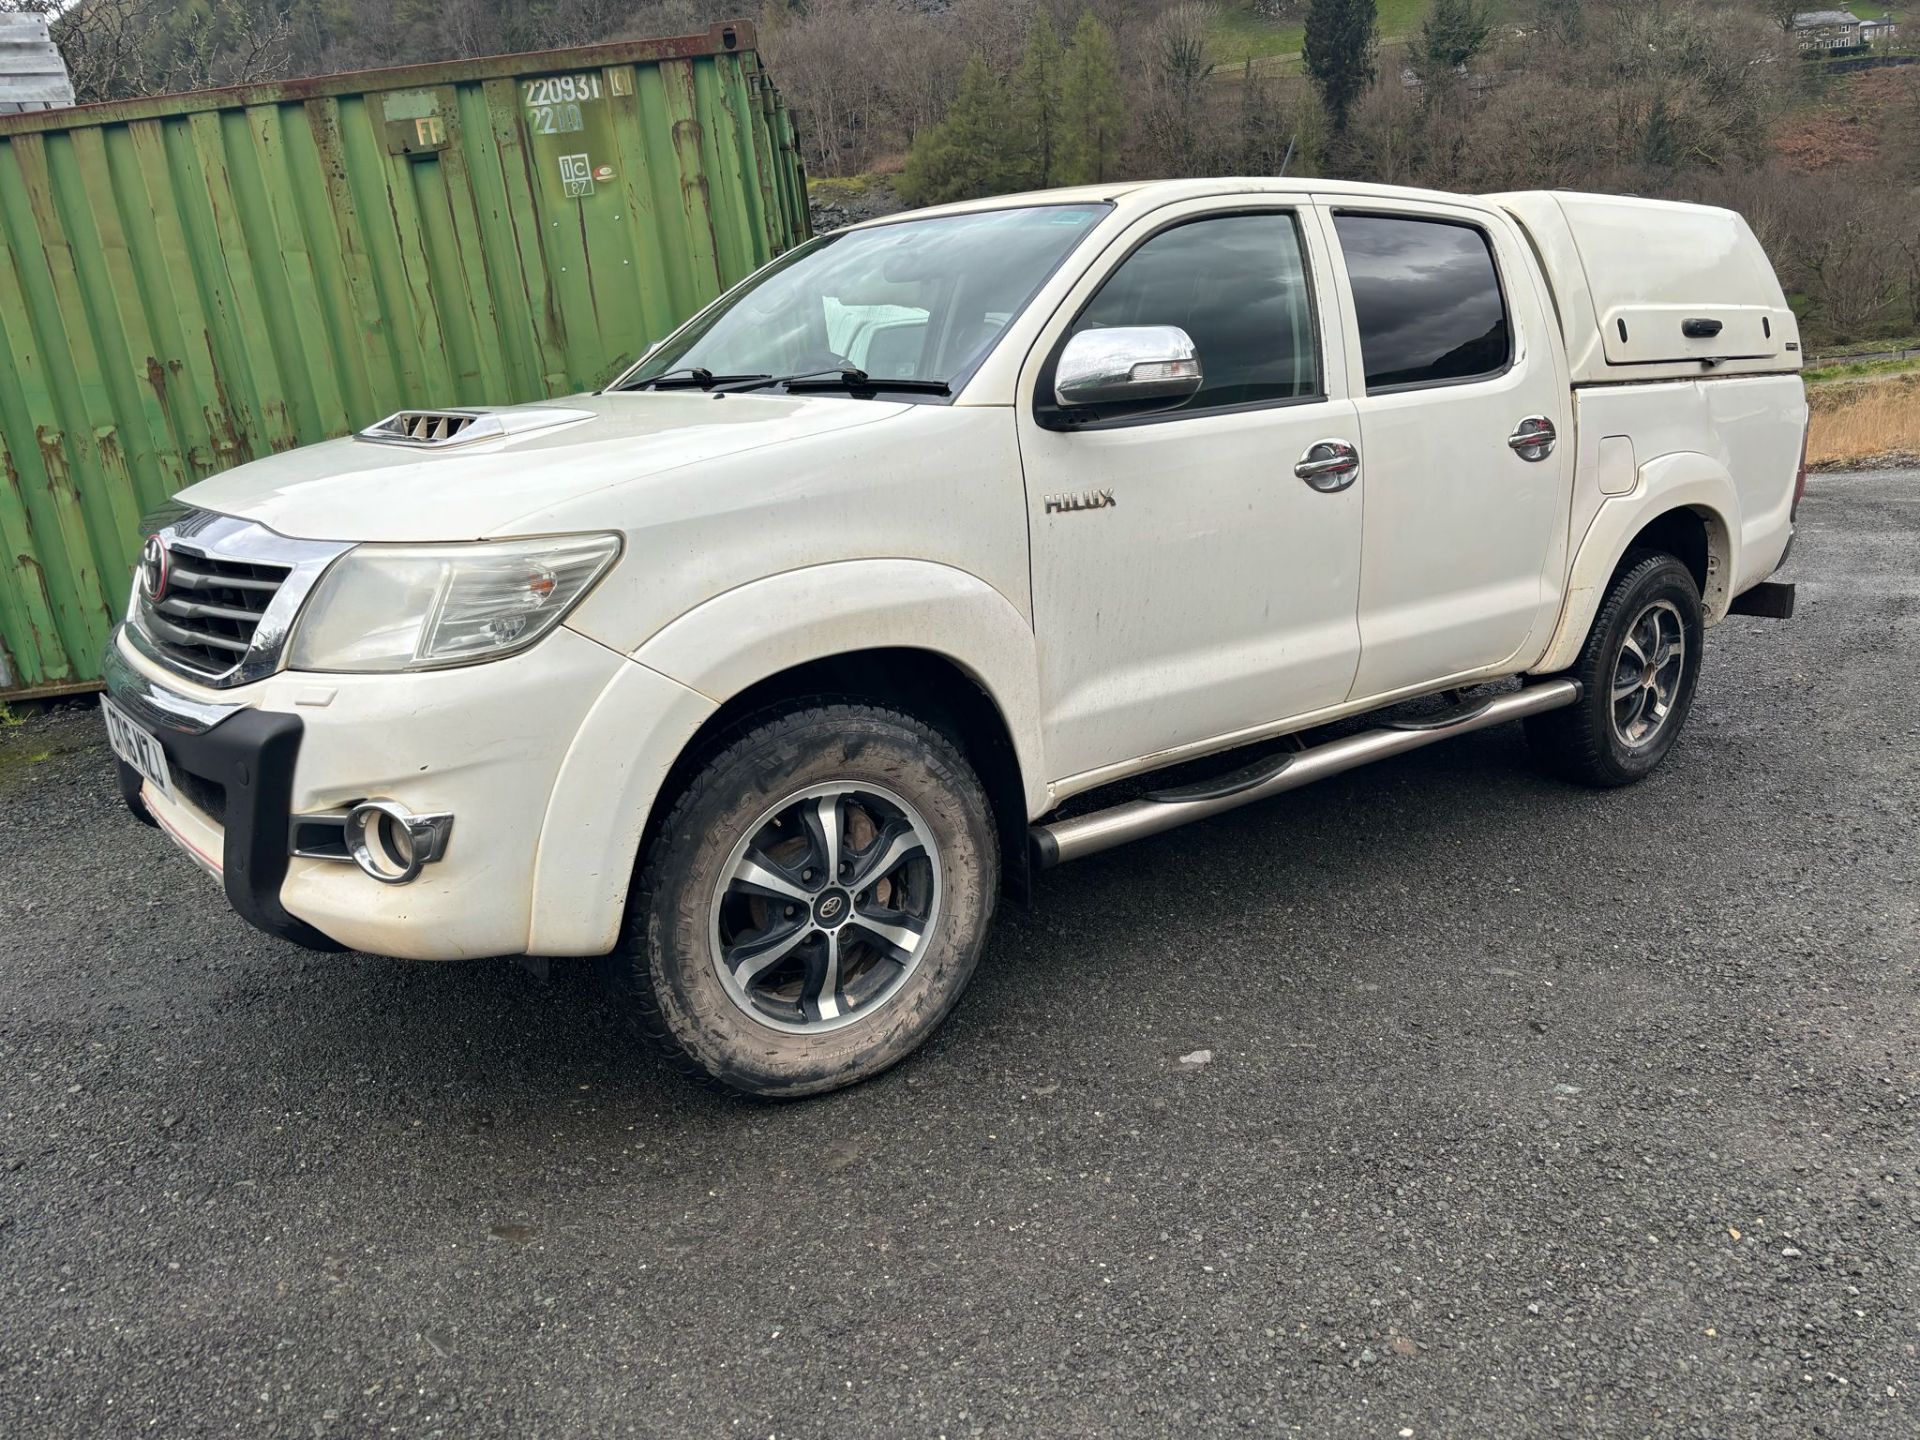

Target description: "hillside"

left=1772, top=63, right=1920, bottom=171
left=1210, top=0, right=1504, bottom=70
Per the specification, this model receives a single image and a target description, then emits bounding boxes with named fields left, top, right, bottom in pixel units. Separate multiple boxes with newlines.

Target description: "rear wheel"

left=1526, top=550, right=1704, bottom=787
left=608, top=703, right=998, bottom=1098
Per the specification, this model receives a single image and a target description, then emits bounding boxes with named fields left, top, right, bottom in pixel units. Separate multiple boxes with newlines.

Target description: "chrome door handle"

left=1508, top=416, right=1557, bottom=461
left=1294, top=438, right=1359, bottom=492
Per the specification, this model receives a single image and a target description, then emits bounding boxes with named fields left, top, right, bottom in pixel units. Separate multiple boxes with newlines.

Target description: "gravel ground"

left=1, top=471, right=1916, bottom=1439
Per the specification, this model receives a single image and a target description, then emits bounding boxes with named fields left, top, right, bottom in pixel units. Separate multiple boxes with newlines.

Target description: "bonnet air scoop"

left=355, top=406, right=594, bottom=450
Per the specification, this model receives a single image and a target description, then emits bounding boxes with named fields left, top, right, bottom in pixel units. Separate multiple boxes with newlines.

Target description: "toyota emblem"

left=139, top=534, right=170, bottom=602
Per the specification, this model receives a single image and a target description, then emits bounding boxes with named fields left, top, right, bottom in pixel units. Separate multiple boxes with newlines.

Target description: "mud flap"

left=1729, top=581, right=1795, bottom=620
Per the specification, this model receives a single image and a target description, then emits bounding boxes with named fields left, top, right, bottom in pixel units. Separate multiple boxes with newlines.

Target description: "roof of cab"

left=842, top=176, right=1514, bottom=230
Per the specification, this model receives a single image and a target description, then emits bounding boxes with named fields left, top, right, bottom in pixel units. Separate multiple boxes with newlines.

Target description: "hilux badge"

left=1043, top=489, right=1116, bottom=515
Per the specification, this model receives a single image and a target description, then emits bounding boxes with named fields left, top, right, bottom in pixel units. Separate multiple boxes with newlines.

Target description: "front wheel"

left=607, top=703, right=999, bottom=1098
left=1525, top=550, right=1705, bottom=788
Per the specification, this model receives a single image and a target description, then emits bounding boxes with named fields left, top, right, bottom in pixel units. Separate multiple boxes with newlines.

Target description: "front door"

left=1318, top=200, right=1575, bottom=700
left=1018, top=204, right=1365, bottom=785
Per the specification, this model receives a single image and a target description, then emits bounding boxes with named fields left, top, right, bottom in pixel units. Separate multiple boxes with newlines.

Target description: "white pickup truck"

left=104, top=179, right=1806, bottom=1096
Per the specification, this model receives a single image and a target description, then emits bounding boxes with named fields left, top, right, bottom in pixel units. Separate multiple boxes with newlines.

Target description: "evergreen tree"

left=1058, top=12, right=1126, bottom=185
left=897, top=57, right=1019, bottom=207
left=1419, top=0, right=1492, bottom=73
left=1011, top=12, right=1066, bottom=188
left=1303, top=0, right=1377, bottom=136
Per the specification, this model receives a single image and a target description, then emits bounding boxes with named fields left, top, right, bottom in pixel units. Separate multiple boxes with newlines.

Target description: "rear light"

left=1792, top=419, right=1809, bottom=517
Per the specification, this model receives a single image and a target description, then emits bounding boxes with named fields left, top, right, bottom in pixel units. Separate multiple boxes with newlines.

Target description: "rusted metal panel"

left=0, top=20, right=809, bottom=698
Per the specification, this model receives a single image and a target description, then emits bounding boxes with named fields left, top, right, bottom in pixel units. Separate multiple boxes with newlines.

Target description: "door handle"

left=1507, top=416, right=1557, bottom=462
left=1294, top=438, right=1359, bottom=492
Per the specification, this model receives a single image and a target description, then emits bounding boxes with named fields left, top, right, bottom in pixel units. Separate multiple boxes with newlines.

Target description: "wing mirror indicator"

left=1128, top=357, right=1200, bottom=384
left=1054, top=325, right=1204, bottom=409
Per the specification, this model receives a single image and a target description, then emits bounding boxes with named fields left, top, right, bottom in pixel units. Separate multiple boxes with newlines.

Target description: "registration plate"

left=102, top=698, right=175, bottom=804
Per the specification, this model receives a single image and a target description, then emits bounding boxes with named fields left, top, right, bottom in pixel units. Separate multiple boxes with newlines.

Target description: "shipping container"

left=0, top=21, right=809, bottom=698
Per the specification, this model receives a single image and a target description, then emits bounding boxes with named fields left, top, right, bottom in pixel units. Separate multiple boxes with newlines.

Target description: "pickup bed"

left=105, top=178, right=1807, bottom=1096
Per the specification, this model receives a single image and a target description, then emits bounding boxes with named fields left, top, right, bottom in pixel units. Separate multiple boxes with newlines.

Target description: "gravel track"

left=1, top=470, right=1915, bottom=1438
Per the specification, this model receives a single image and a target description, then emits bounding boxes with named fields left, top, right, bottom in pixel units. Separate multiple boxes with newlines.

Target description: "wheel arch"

left=528, top=561, right=1049, bottom=955
left=632, top=559, right=1047, bottom=810
left=1532, top=453, right=1739, bottom=675
left=647, top=646, right=1037, bottom=905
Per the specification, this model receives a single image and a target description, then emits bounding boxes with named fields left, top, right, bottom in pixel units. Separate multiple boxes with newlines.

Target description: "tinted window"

left=1333, top=214, right=1510, bottom=392
left=1069, top=213, right=1320, bottom=413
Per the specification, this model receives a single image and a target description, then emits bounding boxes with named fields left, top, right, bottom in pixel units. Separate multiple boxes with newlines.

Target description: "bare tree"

left=1343, top=77, right=1427, bottom=185
left=1139, top=3, right=1217, bottom=177
left=948, top=0, right=1043, bottom=74
left=767, top=0, right=890, bottom=174
left=1803, top=215, right=1903, bottom=338
left=10, top=0, right=294, bottom=103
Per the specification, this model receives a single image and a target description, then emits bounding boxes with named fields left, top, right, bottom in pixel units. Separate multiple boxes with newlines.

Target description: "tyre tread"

left=605, top=699, right=995, bottom=1095
left=1526, top=548, right=1701, bottom=788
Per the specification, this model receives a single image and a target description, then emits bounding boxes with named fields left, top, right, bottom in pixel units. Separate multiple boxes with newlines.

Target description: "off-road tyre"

left=607, top=702, right=998, bottom=1098
left=1525, top=549, right=1705, bottom=788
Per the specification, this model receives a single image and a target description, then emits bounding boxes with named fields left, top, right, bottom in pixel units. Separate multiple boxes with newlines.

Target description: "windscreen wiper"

left=719, top=367, right=951, bottom=396
left=619, top=366, right=772, bottom=392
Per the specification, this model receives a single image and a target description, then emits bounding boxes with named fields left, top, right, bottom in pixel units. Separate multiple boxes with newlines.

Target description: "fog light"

left=343, top=800, right=454, bottom=885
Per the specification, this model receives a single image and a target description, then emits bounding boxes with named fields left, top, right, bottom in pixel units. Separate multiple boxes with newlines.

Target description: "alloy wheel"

left=709, top=782, right=942, bottom=1034
left=1610, top=598, right=1687, bottom=749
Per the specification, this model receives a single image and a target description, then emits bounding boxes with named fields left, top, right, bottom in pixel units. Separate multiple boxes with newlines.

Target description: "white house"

left=1792, top=9, right=1866, bottom=51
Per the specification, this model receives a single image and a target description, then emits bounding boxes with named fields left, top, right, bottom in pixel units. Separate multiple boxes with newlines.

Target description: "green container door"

left=0, top=21, right=809, bottom=698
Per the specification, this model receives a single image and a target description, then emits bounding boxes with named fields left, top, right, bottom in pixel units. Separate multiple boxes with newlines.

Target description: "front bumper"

left=107, top=644, right=338, bottom=950
left=105, top=624, right=640, bottom=958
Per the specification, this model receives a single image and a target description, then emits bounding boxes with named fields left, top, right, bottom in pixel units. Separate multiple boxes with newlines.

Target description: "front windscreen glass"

left=616, top=204, right=1110, bottom=395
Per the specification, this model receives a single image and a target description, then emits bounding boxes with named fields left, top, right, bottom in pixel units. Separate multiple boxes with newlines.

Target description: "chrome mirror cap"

left=1054, top=325, right=1203, bottom=409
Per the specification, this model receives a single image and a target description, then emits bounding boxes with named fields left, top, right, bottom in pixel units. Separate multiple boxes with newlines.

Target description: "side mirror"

left=1054, top=325, right=1203, bottom=410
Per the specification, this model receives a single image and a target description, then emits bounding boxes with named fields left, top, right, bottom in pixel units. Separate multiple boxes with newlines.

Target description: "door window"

left=1333, top=214, right=1511, bottom=393
left=1066, top=212, right=1321, bottom=414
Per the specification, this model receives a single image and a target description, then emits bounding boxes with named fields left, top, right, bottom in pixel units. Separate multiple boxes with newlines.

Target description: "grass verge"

left=1804, top=356, right=1920, bottom=383
left=806, top=174, right=884, bottom=203
left=1806, top=372, right=1920, bottom=468
left=1804, top=333, right=1920, bottom=360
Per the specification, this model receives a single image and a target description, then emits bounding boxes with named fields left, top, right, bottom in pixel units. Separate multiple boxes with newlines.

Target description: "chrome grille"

left=125, top=506, right=354, bottom=690
left=141, top=547, right=290, bottom=678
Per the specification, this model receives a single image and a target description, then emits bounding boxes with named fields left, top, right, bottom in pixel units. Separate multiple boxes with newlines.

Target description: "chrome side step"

left=1029, top=679, right=1583, bottom=868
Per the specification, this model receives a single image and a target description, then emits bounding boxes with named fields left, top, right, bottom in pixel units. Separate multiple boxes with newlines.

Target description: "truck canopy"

left=1492, top=191, right=1800, bottom=386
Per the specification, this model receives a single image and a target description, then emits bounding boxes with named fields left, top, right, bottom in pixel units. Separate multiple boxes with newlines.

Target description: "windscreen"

left=620, top=204, right=1110, bottom=392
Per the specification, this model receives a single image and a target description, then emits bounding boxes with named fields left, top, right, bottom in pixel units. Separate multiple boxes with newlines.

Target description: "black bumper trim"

left=119, top=707, right=345, bottom=953
left=115, top=757, right=158, bottom=828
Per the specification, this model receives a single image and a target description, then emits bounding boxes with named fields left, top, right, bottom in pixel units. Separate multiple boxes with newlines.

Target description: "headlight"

left=288, top=533, right=621, bottom=673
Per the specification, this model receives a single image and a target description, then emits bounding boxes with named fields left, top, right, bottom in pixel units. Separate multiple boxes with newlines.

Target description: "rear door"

left=1316, top=200, right=1574, bottom=701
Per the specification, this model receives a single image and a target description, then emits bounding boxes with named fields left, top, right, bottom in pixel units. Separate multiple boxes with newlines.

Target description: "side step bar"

left=1030, top=679, right=1583, bottom=868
